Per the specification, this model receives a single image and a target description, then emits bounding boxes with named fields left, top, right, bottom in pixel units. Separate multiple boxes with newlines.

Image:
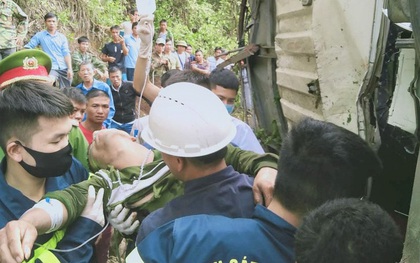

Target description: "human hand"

left=0, top=220, right=38, bottom=263
left=67, top=69, right=73, bottom=81
left=138, top=14, right=154, bottom=58
left=81, top=186, right=105, bottom=227
left=108, top=56, right=116, bottom=63
left=118, top=35, right=125, bottom=44
left=108, top=204, right=140, bottom=235
left=253, top=167, right=277, bottom=206
left=15, top=37, right=24, bottom=47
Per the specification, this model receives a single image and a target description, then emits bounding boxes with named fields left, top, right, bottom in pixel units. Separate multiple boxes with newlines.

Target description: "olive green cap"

left=0, top=49, right=52, bottom=89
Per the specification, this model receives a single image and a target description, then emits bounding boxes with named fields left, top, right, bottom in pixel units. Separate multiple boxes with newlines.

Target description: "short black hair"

left=77, top=36, right=89, bottom=44
left=165, top=70, right=210, bottom=89
left=86, top=89, right=109, bottom=101
left=275, top=118, right=382, bottom=217
left=159, top=19, right=167, bottom=24
left=0, top=81, right=73, bottom=150
left=295, top=198, right=403, bottom=263
left=214, top=47, right=222, bottom=52
left=209, top=68, right=239, bottom=92
left=161, top=69, right=181, bottom=88
left=62, top=87, right=86, bottom=105
left=44, top=12, right=57, bottom=21
left=189, top=147, right=227, bottom=167
left=132, top=22, right=138, bottom=30
left=129, top=8, right=137, bottom=15
left=110, top=25, right=120, bottom=31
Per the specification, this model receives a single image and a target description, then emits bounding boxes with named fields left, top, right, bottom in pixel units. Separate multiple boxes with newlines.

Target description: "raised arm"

left=133, top=14, right=161, bottom=102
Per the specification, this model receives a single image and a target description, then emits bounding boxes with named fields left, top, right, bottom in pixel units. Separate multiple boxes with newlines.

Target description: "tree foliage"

left=152, top=0, right=240, bottom=56
left=15, top=0, right=241, bottom=57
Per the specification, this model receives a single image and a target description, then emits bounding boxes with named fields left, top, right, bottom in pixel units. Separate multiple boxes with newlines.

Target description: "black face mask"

left=16, top=141, right=73, bottom=178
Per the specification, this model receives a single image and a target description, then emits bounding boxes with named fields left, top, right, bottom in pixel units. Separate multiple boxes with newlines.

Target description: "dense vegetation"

left=16, top=0, right=241, bottom=57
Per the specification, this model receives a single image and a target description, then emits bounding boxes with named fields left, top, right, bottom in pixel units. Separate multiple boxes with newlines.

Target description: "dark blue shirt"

left=137, top=165, right=255, bottom=242
left=138, top=205, right=296, bottom=263
left=101, top=41, right=125, bottom=72
left=0, top=157, right=100, bottom=262
left=75, top=79, right=115, bottom=128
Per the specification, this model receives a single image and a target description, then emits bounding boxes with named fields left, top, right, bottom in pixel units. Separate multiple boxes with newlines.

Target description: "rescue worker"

left=0, top=84, right=279, bottom=261
left=0, top=80, right=104, bottom=262
left=137, top=117, right=384, bottom=262
left=0, top=49, right=90, bottom=170
left=137, top=83, right=256, bottom=241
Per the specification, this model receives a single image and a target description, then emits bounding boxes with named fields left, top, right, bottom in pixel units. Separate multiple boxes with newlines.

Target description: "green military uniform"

left=71, top=49, right=108, bottom=86
left=69, top=125, right=90, bottom=171
left=45, top=145, right=279, bottom=228
left=0, top=0, right=28, bottom=51
left=150, top=51, right=169, bottom=86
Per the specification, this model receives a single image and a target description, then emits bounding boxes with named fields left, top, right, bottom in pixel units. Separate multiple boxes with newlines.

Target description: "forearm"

left=134, top=57, right=160, bottom=102
left=193, top=66, right=209, bottom=76
left=20, top=204, right=68, bottom=235
left=122, top=42, right=129, bottom=55
left=225, top=144, right=278, bottom=175
left=64, top=55, right=72, bottom=71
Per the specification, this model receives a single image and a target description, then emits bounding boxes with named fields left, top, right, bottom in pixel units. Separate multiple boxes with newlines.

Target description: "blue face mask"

left=225, top=104, right=235, bottom=114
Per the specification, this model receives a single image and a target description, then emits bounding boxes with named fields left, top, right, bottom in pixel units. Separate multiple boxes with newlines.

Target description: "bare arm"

left=0, top=204, right=68, bottom=262
left=65, top=54, right=73, bottom=80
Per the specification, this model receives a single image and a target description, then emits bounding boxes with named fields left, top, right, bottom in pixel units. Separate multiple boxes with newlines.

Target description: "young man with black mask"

left=0, top=80, right=104, bottom=262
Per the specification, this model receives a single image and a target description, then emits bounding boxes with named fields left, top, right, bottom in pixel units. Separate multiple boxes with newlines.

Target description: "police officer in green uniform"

left=0, top=49, right=90, bottom=170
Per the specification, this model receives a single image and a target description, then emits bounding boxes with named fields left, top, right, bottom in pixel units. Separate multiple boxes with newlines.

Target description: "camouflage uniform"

left=150, top=51, right=169, bottom=86
left=0, top=0, right=28, bottom=59
left=71, top=49, right=108, bottom=86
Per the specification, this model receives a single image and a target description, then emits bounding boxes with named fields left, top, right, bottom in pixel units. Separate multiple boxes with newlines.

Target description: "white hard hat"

left=141, top=82, right=236, bottom=157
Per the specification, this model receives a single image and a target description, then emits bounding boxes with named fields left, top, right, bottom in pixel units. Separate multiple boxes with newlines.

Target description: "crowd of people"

left=0, top=1, right=405, bottom=263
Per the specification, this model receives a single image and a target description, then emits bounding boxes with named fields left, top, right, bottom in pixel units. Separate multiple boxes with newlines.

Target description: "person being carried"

left=295, top=198, right=403, bottom=263
left=137, top=117, right=384, bottom=262
left=0, top=85, right=279, bottom=262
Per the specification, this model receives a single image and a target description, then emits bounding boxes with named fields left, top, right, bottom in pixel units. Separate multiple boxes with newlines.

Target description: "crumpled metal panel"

left=388, top=0, right=411, bottom=23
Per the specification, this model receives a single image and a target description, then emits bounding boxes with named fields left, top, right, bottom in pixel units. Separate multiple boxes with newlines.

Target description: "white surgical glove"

left=108, top=204, right=140, bottom=235
left=81, top=186, right=105, bottom=227
left=138, top=14, right=154, bottom=58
